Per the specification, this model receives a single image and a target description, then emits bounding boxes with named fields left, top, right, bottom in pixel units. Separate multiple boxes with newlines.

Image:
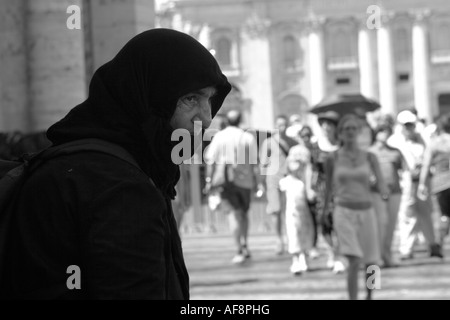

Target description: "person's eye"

left=181, top=95, right=199, bottom=107
left=185, top=95, right=199, bottom=102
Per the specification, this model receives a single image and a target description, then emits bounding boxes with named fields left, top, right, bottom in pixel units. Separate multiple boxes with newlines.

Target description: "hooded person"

left=5, top=29, right=231, bottom=299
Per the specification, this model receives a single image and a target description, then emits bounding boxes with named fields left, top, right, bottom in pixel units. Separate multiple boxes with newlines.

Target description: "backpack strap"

left=325, top=150, right=338, bottom=176
left=28, top=139, right=155, bottom=188
left=273, top=134, right=290, bottom=158
left=40, top=139, right=141, bottom=172
left=0, top=139, right=153, bottom=298
left=0, top=160, right=23, bottom=177
left=366, top=150, right=378, bottom=178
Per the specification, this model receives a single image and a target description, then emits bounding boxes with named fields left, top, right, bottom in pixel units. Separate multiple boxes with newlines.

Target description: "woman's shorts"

left=333, top=205, right=380, bottom=264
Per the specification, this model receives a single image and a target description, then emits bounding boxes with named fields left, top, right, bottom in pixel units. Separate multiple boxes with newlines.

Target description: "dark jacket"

left=6, top=29, right=231, bottom=299
left=10, top=151, right=188, bottom=299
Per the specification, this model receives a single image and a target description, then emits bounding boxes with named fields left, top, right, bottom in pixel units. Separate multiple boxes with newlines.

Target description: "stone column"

left=26, top=0, right=86, bottom=131
left=197, top=24, right=211, bottom=50
left=89, top=0, right=155, bottom=70
left=358, top=26, right=378, bottom=100
left=412, top=10, right=432, bottom=123
left=377, top=14, right=397, bottom=116
left=0, top=0, right=28, bottom=132
left=308, top=17, right=326, bottom=106
left=241, top=13, right=274, bottom=130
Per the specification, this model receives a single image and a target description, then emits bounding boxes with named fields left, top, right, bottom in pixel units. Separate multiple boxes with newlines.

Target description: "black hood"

left=47, top=28, right=231, bottom=198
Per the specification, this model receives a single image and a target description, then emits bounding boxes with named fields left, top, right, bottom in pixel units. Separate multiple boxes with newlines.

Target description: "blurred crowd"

left=198, top=107, right=450, bottom=300
left=2, top=107, right=449, bottom=300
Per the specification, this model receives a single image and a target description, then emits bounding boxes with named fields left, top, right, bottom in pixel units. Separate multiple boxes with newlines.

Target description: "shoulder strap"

left=40, top=138, right=141, bottom=171
left=0, top=160, right=23, bottom=177
left=0, top=139, right=147, bottom=296
left=366, top=151, right=376, bottom=171
left=234, top=130, right=245, bottom=165
left=329, top=150, right=338, bottom=166
left=26, top=138, right=154, bottom=187
left=277, top=137, right=290, bottom=157
left=333, top=150, right=338, bottom=161
left=271, top=134, right=290, bottom=157
left=325, top=150, right=337, bottom=176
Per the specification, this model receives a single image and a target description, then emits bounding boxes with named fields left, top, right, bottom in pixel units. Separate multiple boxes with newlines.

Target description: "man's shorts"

left=220, top=183, right=252, bottom=213
left=437, top=188, right=450, bottom=218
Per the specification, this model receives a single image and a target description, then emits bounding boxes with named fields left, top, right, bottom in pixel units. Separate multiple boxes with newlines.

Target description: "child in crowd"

left=279, top=144, right=315, bottom=275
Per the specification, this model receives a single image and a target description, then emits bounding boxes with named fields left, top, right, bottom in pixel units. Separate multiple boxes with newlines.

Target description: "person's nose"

left=197, top=100, right=212, bottom=129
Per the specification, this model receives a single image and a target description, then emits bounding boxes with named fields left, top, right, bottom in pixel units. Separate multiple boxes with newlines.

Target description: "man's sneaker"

left=298, top=254, right=309, bottom=272
left=326, top=257, right=335, bottom=269
left=232, top=254, right=246, bottom=264
left=332, top=260, right=346, bottom=274
left=290, top=260, right=303, bottom=275
left=290, top=255, right=308, bottom=275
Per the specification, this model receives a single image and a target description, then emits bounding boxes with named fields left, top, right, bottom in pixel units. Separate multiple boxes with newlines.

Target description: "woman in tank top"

left=322, top=113, right=389, bottom=300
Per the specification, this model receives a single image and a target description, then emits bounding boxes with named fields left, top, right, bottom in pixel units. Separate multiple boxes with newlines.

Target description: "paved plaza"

left=181, top=232, right=450, bottom=300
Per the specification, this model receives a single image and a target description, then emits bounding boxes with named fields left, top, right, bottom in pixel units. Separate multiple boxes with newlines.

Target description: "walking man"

left=205, top=110, right=263, bottom=264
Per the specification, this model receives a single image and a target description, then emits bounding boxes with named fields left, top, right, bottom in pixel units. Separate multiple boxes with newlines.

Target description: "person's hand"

left=306, top=189, right=317, bottom=203
left=417, top=184, right=428, bottom=201
left=255, top=183, right=265, bottom=198
left=203, top=180, right=212, bottom=195
left=411, top=166, right=421, bottom=182
left=369, top=174, right=377, bottom=187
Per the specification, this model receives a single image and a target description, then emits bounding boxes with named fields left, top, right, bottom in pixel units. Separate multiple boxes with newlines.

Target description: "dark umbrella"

left=310, top=93, right=381, bottom=118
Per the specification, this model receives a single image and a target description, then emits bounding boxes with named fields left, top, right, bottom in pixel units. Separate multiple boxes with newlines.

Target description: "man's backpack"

left=225, top=162, right=254, bottom=189
left=0, top=138, right=142, bottom=294
left=225, top=131, right=255, bottom=190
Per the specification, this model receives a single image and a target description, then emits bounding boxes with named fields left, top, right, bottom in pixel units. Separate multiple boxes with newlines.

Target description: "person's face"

left=339, top=119, right=360, bottom=144
left=300, top=129, right=312, bottom=144
left=289, top=115, right=301, bottom=125
left=320, top=120, right=336, bottom=139
left=275, top=117, right=288, bottom=133
left=376, top=128, right=390, bottom=143
left=402, top=122, right=416, bottom=139
left=287, top=159, right=302, bottom=173
left=170, top=86, right=217, bottom=134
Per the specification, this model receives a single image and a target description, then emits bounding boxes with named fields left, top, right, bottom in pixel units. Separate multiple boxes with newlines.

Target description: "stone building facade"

left=157, top=0, right=450, bottom=131
left=0, top=0, right=155, bottom=133
left=1, top=0, right=450, bottom=133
